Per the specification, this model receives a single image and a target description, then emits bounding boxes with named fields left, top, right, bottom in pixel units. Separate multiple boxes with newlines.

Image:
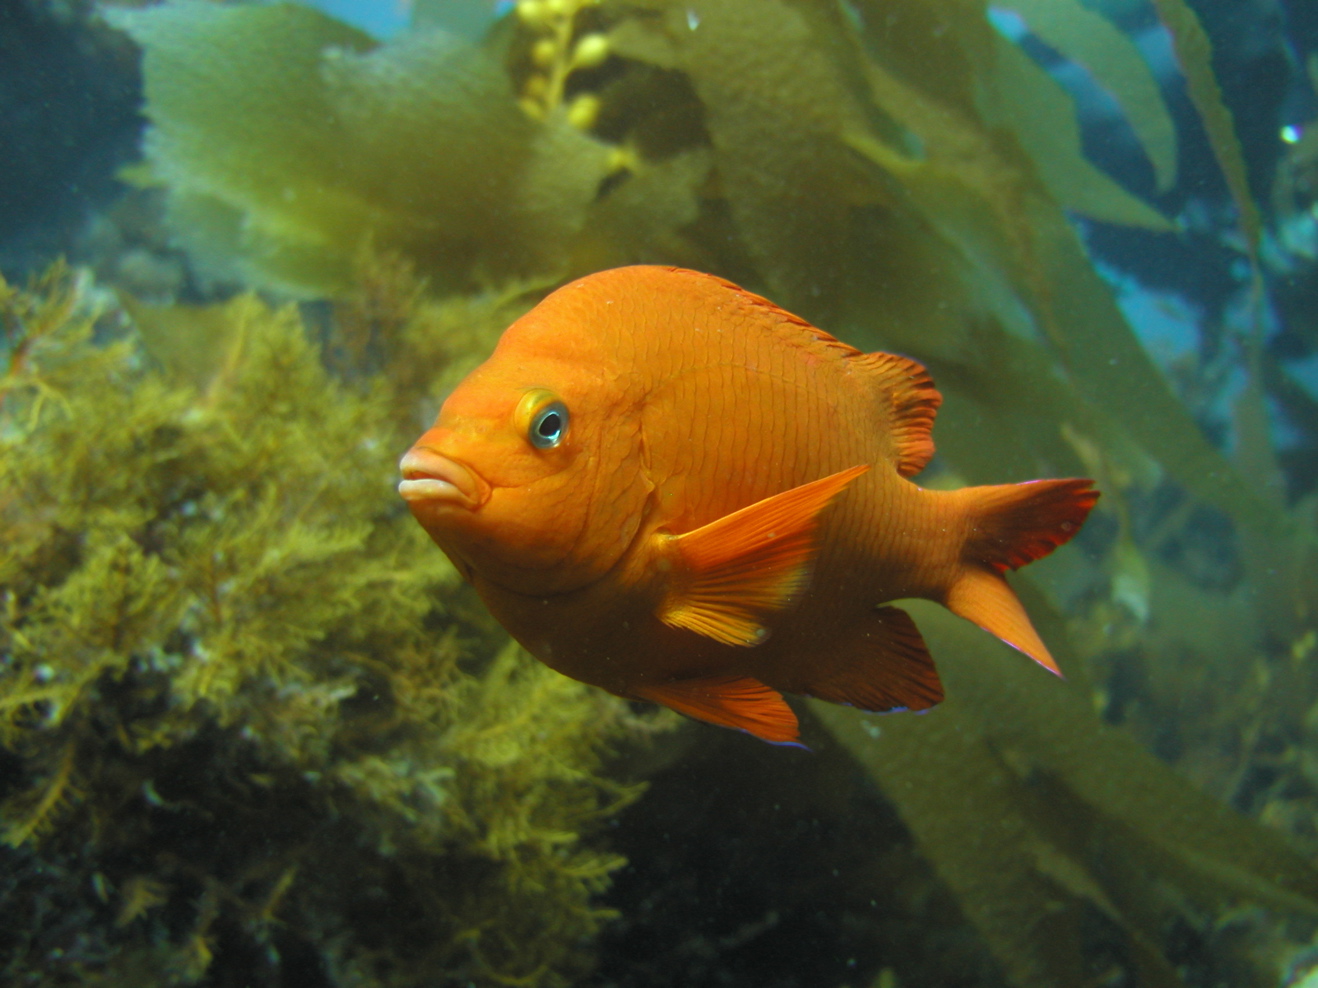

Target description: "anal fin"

left=632, top=676, right=801, bottom=745
left=800, top=606, right=944, bottom=713
left=656, top=464, right=870, bottom=646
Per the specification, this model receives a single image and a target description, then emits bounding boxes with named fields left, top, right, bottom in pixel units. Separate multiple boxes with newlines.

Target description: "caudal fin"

left=945, top=478, right=1099, bottom=674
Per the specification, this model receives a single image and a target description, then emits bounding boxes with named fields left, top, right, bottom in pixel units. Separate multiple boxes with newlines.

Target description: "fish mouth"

left=398, top=448, right=488, bottom=510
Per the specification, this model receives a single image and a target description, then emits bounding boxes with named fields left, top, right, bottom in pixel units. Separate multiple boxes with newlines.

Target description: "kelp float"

left=3, top=0, right=1315, bottom=984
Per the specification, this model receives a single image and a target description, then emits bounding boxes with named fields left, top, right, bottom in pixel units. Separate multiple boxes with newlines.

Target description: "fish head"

left=399, top=294, right=651, bottom=597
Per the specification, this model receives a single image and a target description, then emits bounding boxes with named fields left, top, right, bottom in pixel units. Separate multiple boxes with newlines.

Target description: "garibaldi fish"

left=400, top=266, right=1098, bottom=744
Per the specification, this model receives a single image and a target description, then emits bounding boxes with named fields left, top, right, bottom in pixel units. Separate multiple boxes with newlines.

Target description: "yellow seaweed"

left=0, top=265, right=662, bottom=986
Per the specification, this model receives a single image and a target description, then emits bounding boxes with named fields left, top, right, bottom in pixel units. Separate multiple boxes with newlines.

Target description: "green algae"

left=1149, top=0, right=1263, bottom=258
left=0, top=263, right=661, bottom=986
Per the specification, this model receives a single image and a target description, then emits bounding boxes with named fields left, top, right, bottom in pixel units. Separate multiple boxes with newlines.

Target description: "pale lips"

left=398, top=448, right=484, bottom=509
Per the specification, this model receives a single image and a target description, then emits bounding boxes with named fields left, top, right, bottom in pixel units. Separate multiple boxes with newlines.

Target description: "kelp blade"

left=813, top=595, right=1318, bottom=987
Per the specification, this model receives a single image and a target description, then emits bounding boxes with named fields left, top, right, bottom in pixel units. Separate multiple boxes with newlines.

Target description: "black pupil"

left=538, top=412, right=561, bottom=438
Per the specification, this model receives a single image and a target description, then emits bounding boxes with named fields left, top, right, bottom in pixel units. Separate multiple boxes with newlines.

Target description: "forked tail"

left=943, top=478, right=1099, bottom=674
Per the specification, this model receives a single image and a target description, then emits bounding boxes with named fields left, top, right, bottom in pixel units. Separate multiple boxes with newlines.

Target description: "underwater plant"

left=15, top=0, right=1316, bottom=984
left=0, top=263, right=661, bottom=986
left=108, top=0, right=615, bottom=295
left=112, top=0, right=1283, bottom=532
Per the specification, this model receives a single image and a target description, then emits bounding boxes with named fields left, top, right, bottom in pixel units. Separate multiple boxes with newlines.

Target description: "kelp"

left=1149, top=0, right=1263, bottom=257
left=996, top=0, right=1177, bottom=193
left=813, top=591, right=1318, bottom=988
left=109, top=0, right=612, bottom=294
left=973, top=29, right=1172, bottom=232
left=0, top=264, right=661, bottom=986
left=610, top=0, right=886, bottom=305
left=79, top=0, right=1318, bottom=985
left=834, top=1, right=1282, bottom=536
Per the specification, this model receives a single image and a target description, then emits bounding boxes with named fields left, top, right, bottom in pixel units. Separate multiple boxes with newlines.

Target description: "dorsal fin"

left=672, top=268, right=865, bottom=361
left=852, top=351, right=942, bottom=477
left=668, top=269, right=940, bottom=476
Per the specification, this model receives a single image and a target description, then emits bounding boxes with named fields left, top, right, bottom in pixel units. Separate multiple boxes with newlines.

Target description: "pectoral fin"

left=655, top=465, right=869, bottom=646
left=632, top=676, right=801, bottom=745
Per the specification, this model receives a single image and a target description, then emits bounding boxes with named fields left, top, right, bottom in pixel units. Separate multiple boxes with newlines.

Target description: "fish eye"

left=530, top=402, right=568, bottom=448
left=519, top=391, right=569, bottom=449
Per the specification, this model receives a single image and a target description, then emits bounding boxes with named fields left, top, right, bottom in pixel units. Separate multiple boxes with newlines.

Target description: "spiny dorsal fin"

left=631, top=675, right=801, bottom=745
left=673, top=268, right=865, bottom=360
left=655, top=465, right=870, bottom=646
left=851, top=351, right=942, bottom=478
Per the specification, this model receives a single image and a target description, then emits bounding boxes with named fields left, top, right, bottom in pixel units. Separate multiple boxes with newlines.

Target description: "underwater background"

left=3, top=0, right=1318, bottom=985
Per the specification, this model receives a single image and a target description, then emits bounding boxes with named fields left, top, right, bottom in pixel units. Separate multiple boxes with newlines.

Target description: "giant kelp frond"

left=108, top=0, right=613, bottom=295
left=995, top=0, right=1177, bottom=193
left=814, top=595, right=1318, bottom=988
left=973, top=27, right=1173, bottom=232
left=610, top=0, right=886, bottom=305
left=0, top=265, right=658, bottom=986
left=1149, top=0, right=1263, bottom=259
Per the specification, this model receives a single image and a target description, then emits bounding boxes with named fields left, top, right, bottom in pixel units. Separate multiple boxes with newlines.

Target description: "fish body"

left=400, top=266, right=1097, bottom=743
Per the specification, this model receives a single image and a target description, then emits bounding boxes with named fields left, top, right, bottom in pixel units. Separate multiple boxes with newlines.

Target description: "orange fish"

left=399, top=266, right=1098, bottom=744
